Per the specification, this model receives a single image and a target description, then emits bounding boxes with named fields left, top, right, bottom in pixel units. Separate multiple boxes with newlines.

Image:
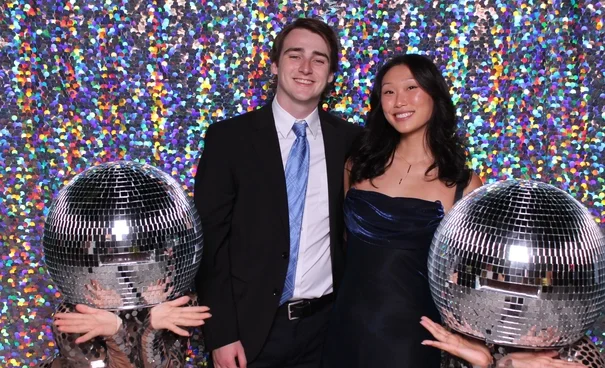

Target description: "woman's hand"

left=420, top=316, right=585, bottom=368
left=420, top=316, right=493, bottom=368
left=149, top=295, right=211, bottom=336
left=54, top=304, right=121, bottom=344
left=142, top=279, right=174, bottom=305
left=84, top=279, right=123, bottom=309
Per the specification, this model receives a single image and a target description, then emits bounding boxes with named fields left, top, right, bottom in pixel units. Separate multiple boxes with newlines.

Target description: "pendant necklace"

left=394, top=152, right=427, bottom=185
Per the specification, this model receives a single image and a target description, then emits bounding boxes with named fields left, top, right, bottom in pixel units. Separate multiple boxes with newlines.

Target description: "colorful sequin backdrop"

left=1, top=0, right=604, bottom=366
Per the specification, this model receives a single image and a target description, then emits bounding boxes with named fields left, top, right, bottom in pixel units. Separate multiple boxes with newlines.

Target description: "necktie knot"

left=292, top=121, right=307, bottom=138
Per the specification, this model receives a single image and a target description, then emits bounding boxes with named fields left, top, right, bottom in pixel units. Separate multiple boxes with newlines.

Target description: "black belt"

left=279, top=293, right=335, bottom=321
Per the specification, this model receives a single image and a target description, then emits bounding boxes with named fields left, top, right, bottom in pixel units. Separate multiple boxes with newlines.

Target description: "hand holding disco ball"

left=420, top=316, right=595, bottom=367
left=420, top=316, right=493, bottom=367
left=40, top=161, right=210, bottom=368
left=423, top=180, right=605, bottom=367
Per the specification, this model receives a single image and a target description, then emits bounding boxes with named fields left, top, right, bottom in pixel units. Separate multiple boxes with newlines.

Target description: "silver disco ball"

left=428, top=180, right=605, bottom=348
left=43, top=161, right=203, bottom=310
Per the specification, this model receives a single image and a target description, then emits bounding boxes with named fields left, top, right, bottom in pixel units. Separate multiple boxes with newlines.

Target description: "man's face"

left=271, top=28, right=334, bottom=114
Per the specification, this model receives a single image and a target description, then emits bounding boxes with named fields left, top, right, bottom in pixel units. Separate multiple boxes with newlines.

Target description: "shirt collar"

left=272, top=99, right=320, bottom=139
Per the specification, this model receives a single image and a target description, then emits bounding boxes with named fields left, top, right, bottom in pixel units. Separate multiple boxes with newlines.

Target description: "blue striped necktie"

left=280, top=120, right=310, bottom=305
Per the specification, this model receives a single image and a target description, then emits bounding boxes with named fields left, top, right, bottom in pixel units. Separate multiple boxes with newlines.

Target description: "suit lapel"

left=319, top=110, right=348, bottom=289
left=250, top=105, right=290, bottom=242
left=320, top=110, right=345, bottom=216
left=248, top=106, right=346, bottom=254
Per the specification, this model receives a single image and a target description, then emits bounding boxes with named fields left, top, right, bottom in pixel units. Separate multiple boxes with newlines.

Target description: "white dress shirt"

left=272, top=99, right=333, bottom=300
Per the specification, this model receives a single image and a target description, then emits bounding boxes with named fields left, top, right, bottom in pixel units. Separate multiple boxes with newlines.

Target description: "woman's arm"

left=420, top=316, right=584, bottom=368
left=140, top=295, right=210, bottom=367
left=52, top=302, right=119, bottom=367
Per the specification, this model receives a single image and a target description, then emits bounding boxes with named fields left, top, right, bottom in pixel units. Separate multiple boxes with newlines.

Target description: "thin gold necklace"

left=394, top=152, right=429, bottom=184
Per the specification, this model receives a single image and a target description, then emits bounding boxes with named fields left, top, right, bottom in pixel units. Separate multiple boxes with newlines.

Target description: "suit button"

left=281, top=252, right=288, bottom=259
left=273, top=289, right=279, bottom=296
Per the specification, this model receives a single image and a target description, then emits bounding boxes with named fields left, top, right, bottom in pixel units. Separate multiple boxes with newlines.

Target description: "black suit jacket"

left=194, top=103, right=360, bottom=361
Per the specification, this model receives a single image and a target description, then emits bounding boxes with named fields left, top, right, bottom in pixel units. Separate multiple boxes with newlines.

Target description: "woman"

left=321, top=54, right=482, bottom=368
left=41, top=281, right=211, bottom=367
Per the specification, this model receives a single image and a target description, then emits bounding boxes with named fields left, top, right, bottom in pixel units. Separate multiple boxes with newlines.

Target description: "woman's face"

left=380, top=64, right=434, bottom=136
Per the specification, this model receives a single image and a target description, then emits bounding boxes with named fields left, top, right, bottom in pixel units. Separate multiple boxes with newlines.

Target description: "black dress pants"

left=207, top=298, right=333, bottom=368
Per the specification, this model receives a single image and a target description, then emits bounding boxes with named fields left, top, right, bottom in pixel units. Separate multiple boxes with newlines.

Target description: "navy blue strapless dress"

left=322, top=188, right=445, bottom=368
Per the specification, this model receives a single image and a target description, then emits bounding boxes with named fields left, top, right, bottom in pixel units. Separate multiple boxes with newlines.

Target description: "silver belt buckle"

left=287, top=300, right=305, bottom=320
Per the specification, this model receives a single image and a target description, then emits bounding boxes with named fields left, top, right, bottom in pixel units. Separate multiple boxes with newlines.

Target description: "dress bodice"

left=344, top=187, right=444, bottom=248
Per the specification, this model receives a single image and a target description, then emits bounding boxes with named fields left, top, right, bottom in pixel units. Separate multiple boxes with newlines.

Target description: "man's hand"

left=213, top=341, right=247, bottom=368
left=54, top=304, right=121, bottom=344
left=149, top=295, right=211, bottom=336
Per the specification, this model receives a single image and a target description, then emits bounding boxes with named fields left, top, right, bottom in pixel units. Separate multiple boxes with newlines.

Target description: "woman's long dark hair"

left=349, top=54, right=470, bottom=187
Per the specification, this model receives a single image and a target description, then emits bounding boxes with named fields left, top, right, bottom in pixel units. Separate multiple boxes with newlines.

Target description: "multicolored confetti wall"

left=1, top=0, right=604, bottom=366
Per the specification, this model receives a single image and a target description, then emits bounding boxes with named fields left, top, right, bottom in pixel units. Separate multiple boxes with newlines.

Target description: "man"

left=194, top=17, right=361, bottom=368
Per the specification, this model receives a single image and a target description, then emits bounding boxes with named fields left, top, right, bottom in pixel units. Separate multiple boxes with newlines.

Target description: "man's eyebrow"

left=283, top=47, right=330, bottom=60
left=312, top=50, right=329, bottom=60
